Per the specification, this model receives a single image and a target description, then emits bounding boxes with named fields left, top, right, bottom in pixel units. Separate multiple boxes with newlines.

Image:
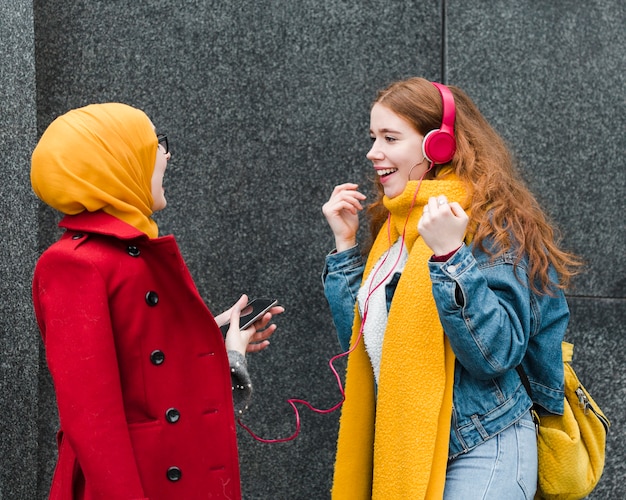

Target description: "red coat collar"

left=59, top=210, right=151, bottom=241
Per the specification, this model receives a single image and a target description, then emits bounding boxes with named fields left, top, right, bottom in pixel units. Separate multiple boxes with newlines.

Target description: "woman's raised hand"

left=418, top=195, right=469, bottom=256
left=322, top=183, right=366, bottom=252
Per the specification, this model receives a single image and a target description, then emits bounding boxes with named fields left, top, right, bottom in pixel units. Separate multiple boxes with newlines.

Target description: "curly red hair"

left=365, top=77, right=581, bottom=294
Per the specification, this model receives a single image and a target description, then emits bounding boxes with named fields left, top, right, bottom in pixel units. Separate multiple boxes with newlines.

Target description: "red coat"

left=33, top=211, right=241, bottom=500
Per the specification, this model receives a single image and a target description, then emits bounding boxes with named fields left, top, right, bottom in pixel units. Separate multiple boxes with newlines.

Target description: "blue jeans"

left=444, top=411, right=538, bottom=499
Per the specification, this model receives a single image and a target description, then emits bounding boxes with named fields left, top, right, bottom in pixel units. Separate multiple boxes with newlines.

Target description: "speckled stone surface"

left=1, top=0, right=623, bottom=498
left=0, top=1, right=43, bottom=499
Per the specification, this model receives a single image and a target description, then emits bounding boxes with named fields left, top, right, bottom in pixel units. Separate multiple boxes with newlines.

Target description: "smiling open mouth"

left=377, top=168, right=398, bottom=178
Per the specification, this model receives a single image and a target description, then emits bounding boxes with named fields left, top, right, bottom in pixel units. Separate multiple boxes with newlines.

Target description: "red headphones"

left=422, top=82, right=456, bottom=164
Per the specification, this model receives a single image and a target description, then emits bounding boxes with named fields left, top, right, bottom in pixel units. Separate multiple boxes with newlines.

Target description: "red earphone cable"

left=238, top=164, right=433, bottom=443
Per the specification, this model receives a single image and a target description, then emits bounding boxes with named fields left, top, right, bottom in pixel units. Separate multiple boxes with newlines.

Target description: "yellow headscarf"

left=31, top=102, right=159, bottom=238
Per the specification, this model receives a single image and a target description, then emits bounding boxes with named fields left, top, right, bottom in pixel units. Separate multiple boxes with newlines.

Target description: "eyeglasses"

left=157, top=134, right=169, bottom=155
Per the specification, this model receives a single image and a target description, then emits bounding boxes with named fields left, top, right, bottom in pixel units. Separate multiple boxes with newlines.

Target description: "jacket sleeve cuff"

left=228, top=350, right=252, bottom=416
left=323, top=244, right=363, bottom=274
left=430, top=245, right=462, bottom=262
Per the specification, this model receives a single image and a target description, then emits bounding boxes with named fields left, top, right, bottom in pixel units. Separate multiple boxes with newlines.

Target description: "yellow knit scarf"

left=332, top=177, right=469, bottom=499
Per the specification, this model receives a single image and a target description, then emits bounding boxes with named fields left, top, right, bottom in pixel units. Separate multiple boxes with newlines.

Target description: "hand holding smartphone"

left=220, top=298, right=278, bottom=335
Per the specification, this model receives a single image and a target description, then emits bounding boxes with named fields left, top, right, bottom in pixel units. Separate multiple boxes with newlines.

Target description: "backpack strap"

left=516, top=364, right=540, bottom=430
left=518, top=341, right=573, bottom=401
left=516, top=364, right=533, bottom=398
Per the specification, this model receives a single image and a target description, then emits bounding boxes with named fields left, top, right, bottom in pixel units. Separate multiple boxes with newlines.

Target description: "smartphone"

left=219, top=298, right=278, bottom=335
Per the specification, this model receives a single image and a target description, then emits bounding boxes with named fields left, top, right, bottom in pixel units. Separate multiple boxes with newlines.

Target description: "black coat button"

left=166, top=466, right=182, bottom=482
left=127, top=245, right=141, bottom=257
left=150, top=350, right=165, bottom=365
left=165, top=408, right=180, bottom=423
left=145, top=291, right=159, bottom=306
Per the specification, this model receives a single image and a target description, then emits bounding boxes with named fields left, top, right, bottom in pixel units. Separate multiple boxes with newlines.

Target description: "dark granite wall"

left=1, top=0, right=623, bottom=498
left=0, top=1, right=41, bottom=499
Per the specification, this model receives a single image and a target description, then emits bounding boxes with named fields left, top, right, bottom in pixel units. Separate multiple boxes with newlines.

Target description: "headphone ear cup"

left=426, top=82, right=457, bottom=164
left=422, top=128, right=456, bottom=164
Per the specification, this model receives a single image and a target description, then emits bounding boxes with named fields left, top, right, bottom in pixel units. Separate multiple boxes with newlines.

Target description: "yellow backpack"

left=517, top=341, right=610, bottom=500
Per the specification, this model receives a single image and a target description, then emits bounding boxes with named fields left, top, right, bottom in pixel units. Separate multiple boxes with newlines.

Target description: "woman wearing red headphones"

left=322, top=77, right=580, bottom=499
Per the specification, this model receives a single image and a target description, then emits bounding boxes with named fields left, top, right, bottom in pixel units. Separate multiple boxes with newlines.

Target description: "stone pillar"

left=0, top=1, right=41, bottom=498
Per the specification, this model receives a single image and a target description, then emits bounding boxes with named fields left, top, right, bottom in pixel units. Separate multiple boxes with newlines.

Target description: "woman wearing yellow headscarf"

left=31, top=103, right=282, bottom=500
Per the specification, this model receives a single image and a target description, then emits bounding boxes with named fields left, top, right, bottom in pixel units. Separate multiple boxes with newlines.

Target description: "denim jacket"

left=322, top=240, right=568, bottom=458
